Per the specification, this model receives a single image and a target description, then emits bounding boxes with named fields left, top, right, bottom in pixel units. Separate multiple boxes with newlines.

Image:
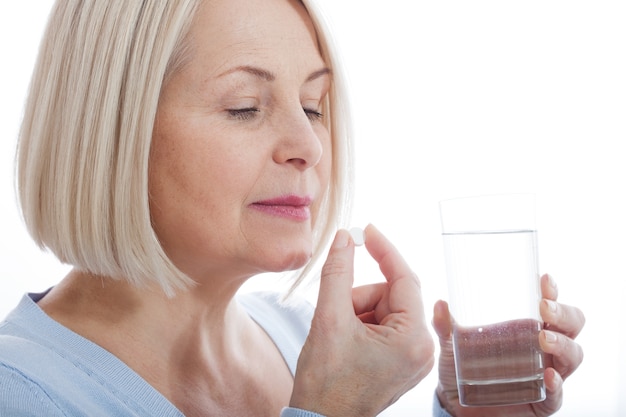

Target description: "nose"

left=272, top=106, right=324, bottom=170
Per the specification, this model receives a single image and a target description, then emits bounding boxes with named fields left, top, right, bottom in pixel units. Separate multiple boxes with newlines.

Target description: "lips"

left=250, top=195, right=312, bottom=221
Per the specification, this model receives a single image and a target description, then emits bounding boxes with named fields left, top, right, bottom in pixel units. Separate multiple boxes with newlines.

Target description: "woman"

left=0, top=0, right=584, bottom=416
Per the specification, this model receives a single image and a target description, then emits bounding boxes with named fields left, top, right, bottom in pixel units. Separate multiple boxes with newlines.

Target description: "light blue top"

left=0, top=290, right=449, bottom=416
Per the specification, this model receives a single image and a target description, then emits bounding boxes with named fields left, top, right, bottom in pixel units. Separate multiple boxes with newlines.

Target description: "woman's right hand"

left=290, top=225, right=435, bottom=417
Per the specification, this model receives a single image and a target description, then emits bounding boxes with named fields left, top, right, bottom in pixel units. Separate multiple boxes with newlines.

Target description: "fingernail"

left=544, top=330, right=558, bottom=343
left=545, top=299, right=558, bottom=313
left=547, top=274, right=557, bottom=291
left=332, top=230, right=350, bottom=249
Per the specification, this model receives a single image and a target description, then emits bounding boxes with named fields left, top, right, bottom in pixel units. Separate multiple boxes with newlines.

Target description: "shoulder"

left=0, top=335, right=66, bottom=416
left=0, top=315, right=80, bottom=415
left=0, top=294, right=80, bottom=388
left=0, top=296, right=62, bottom=383
left=0, top=296, right=184, bottom=416
left=237, top=291, right=315, bottom=375
left=238, top=291, right=314, bottom=339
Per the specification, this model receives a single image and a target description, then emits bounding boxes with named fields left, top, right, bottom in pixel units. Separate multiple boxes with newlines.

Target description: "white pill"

left=349, top=227, right=365, bottom=246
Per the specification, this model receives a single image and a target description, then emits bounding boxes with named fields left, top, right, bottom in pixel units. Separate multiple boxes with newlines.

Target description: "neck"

left=39, top=268, right=259, bottom=369
left=37, top=268, right=294, bottom=416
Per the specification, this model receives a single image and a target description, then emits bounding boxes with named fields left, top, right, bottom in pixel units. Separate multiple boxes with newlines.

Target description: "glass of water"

left=439, top=194, right=546, bottom=407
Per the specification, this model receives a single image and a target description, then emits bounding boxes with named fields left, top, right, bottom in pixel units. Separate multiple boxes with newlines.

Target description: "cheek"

left=150, top=123, right=228, bottom=198
left=149, top=135, right=201, bottom=205
left=147, top=133, right=243, bottom=264
left=148, top=123, right=223, bottom=230
left=149, top=128, right=263, bottom=231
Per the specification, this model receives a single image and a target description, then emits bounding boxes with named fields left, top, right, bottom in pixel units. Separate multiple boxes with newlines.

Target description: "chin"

left=261, top=246, right=312, bottom=273
left=245, top=229, right=315, bottom=273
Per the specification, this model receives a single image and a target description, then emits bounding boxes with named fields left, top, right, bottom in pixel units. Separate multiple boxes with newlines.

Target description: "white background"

left=1, top=2, right=624, bottom=416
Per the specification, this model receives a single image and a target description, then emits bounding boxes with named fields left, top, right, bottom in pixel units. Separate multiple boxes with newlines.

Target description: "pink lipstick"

left=250, top=195, right=312, bottom=221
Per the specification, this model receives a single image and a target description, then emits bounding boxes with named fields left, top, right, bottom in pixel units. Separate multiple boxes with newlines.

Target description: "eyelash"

left=227, top=108, right=259, bottom=121
left=227, top=107, right=323, bottom=122
left=304, top=108, right=324, bottom=122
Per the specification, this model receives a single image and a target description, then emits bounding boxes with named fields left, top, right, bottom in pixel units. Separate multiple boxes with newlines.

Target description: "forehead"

left=187, top=0, right=324, bottom=75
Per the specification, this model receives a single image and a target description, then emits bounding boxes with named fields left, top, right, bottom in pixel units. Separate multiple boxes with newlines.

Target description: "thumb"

left=315, top=229, right=356, bottom=319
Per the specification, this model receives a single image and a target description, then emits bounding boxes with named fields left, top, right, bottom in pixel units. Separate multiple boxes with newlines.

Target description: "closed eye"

left=304, top=108, right=323, bottom=122
left=227, top=107, right=259, bottom=121
left=228, top=107, right=322, bottom=122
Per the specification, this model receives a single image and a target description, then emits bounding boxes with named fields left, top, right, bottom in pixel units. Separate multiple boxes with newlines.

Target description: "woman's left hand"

left=433, top=273, right=585, bottom=417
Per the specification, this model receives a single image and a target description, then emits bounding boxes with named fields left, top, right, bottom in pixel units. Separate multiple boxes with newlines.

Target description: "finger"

left=363, top=224, right=415, bottom=286
left=432, top=300, right=453, bottom=342
left=540, top=273, right=558, bottom=300
left=352, top=283, right=388, bottom=316
left=532, top=367, right=564, bottom=415
left=316, top=229, right=356, bottom=320
left=363, top=224, right=425, bottom=318
left=540, top=299, right=586, bottom=338
left=540, top=330, right=585, bottom=379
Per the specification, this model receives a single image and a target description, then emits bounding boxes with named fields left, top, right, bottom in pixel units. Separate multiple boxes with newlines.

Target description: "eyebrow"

left=306, top=67, right=332, bottom=82
left=218, top=65, right=332, bottom=83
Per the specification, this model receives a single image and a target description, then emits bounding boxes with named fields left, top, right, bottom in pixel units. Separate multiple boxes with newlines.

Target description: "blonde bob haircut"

left=17, top=0, right=354, bottom=297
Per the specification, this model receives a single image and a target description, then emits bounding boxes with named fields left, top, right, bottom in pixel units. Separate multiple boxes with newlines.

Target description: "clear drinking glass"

left=439, top=194, right=546, bottom=407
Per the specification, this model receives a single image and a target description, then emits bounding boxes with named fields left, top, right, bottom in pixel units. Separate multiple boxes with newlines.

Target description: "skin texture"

left=433, top=273, right=585, bottom=417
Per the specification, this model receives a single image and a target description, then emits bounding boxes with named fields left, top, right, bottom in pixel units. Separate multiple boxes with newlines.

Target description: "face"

left=149, top=0, right=332, bottom=282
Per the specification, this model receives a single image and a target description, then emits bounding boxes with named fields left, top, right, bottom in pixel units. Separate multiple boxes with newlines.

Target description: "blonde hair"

left=17, top=0, right=353, bottom=297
